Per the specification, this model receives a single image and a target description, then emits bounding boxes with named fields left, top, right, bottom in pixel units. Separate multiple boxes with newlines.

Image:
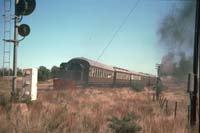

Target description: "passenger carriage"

left=58, top=57, right=156, bottom=88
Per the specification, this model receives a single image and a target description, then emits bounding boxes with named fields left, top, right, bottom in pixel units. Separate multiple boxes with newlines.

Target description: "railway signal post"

left=10, top=0, right=36, bottom=101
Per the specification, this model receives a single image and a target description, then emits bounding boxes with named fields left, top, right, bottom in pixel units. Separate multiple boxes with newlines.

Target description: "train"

left=57, top=57, right=157, bottom=88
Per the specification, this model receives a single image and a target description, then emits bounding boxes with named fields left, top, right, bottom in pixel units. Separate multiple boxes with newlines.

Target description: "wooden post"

left=190, top=0, right=200, bottom=126
left=174, top=101, right=178, bottom=118
left=160, top=96, right=165, bottom=108
left=188, top=105, right=190, bottom=122
left=160, top=96, right=163, bottom=107
left=161, top=98, right=166, bottom=108
left=159, top=96, right=161, bottom=105
left=153, top=93, right=155, bottom=101
left=165, top=100, right=168, bottom=114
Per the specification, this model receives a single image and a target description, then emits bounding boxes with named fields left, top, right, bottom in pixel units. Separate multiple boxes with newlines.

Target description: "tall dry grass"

left=0, top=85, right=195, bottom=133
left=0, top=78, right=11, bottom=96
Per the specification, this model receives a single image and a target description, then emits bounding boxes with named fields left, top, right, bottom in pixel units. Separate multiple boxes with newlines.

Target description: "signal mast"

left=3, top=0, right=36, bottom=101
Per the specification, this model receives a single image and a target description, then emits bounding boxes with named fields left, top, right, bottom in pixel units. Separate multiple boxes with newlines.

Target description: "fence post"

left=188, top=105, right=190, bottom=122
left=161, top=98, right=166, bottom=108
left=159, top=96, right=162, bottom=105
left=174, top=101, right=178, bottom=118
left=165, top=100, right=168, bottom=114
left=153, top=93, right=155, bottom=101
left=160, top=96, right=164, bottom=108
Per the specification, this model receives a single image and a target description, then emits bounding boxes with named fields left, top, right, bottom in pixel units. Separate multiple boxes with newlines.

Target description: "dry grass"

left=0, top=78, right=11, bottom=96
left=0, top=78, right=198, bottom=133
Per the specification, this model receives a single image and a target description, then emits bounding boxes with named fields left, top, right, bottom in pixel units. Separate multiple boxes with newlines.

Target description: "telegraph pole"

left=156, top=64, right=161, bottom=100
left=190, top=0, right=199, bottom=126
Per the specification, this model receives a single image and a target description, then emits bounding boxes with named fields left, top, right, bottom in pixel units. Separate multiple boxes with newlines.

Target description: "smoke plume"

left=158, top=1, right=196, bottom=79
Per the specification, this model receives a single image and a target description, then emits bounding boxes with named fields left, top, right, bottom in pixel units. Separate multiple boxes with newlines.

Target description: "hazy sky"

left=0, top=0, right=192, bottom=75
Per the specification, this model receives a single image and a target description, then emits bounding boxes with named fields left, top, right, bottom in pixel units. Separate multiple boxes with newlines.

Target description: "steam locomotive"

left=58, top=57, right=156, bottom=87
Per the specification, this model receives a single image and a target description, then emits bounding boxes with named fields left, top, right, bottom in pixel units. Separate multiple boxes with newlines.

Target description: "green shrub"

left=38, top=66, right=51, bottom=81
left=131, top=81, right=145, bottom=92
left=107, top=113, right=142, bottom=133
left=24, top=96, right=32, bottom=106
left=155, top=79, right=165, bottom=94
left=0, top=95, right=12, bottom=112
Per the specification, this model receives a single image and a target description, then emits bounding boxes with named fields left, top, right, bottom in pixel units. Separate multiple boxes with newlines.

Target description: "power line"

left=96, top=0, right=140, bottom=61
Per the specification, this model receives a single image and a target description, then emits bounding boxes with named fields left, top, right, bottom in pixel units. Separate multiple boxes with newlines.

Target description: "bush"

left=107, top=113, right=142, bottom=133
left=38, top=66, right=51, bottom=81
left=0, top=95, right=12, bottom=112
left=131, top=81, right=145, bottom=92
left=23, top=96, right=32, bottom=106
left=51, top=66, right=60, bottom=78
left=155, top=79, right=164, bottom=94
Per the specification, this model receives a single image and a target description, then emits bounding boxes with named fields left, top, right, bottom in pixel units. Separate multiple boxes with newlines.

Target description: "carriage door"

left=79, top=64, right=84, bottom=83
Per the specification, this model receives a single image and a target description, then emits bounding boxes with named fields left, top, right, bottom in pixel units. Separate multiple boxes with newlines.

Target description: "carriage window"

left=100, top=69, right=101, bottom=77
left=99, top=70, right=101, bottom=77
left=95, top=68, right=98, bottom=77
left=89, top=68, right=92, bottom=77
left=92, top=68, right=95, bottom=77
left=97, top=69, right=99, bottom=77
left=93, top=70, right=96, bottom=77
left=108, top=74, right=111, bottom=78
left=94, top=68, right=97, bottom=77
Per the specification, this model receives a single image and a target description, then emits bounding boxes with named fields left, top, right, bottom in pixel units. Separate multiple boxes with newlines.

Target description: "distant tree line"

left=160, top=56, right=193, bottom=80
left=0, top=68, right=23, bottom=77
left=0, top=66, right=60, bottom=81
left=38, top=66, right=60, bottom=81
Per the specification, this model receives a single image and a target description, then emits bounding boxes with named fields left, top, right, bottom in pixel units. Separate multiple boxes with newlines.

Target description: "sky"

left=0, top=0, right=192, bottom=75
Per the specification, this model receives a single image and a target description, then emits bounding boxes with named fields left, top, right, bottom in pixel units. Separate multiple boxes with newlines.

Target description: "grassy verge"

left=0, top=86, right=193, bottom=132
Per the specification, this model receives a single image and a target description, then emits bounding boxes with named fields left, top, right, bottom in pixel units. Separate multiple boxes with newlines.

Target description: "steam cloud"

left=158, top=1, right=196, bottom=79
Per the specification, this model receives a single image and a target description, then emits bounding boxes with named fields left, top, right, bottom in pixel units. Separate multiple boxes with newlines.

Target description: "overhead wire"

left=96, top=0, right=140, bottom=62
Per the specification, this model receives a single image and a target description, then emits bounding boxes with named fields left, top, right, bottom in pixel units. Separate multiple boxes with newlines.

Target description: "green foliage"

left=160, top=54, right=193, bottom=80
left=10, top=91, right=20, bottom=103
left=38, top=66, right=51, bottom=81
left=156, top=79, right=164, bottom=94
left=0, top=68, right=13, bottom=77
left=154, top=79, right=165, bottom=100
left=17, top=68, right=23, bottom=77
left=48, top=120, right=60, bottom=132
left=0, top=95, right=12, bottom=112
left=23, top=96, right=32, bottom=106
left=131, top=81, right=145, bottom=92
left=107, top=113, right=142, bottom=133
left=173, top=55, right=193, bottom=79
left=38, top=65, right=61, bottom=81
left=0, top=68, right=23, bottom=77
left=82, top=115, right=93, bottom=129
left=51, top=66, right=60, bottom=78
left=47, top=106, right=67, bottom=132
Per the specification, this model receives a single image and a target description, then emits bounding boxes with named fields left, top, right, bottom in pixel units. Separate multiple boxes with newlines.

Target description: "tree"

left=158, top=2, right=195, bottom=80
left=17, top=68, right=23, bottom=77
left=51, top=66, right=60, bottom=78
left=38, top=66, right=51, bottom=81
left=0, top=68, right=13, bottom=77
